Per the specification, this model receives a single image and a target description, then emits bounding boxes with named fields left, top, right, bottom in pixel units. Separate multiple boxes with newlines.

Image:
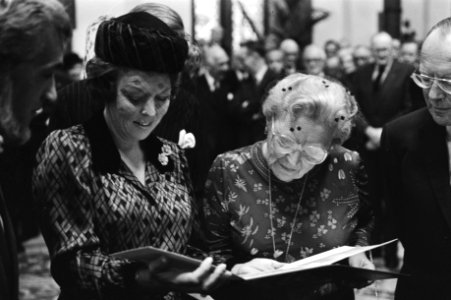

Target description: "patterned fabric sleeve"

left=348, top=151, right=375, bottom=247
left=33, top=129, right=143, bottom=299
left=202, top=155, right=236, bottom=267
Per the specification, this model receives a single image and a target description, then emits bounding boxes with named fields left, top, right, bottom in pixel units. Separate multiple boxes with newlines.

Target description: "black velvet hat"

left=94, top=12, right=188, bottom=74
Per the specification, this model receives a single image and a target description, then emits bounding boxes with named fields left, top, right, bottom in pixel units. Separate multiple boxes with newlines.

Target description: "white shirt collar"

left=204, top=72, right=217, bottom=92
left=372, top=59, right=393, bottom=83
left=254, top=65, right=268, bottom=85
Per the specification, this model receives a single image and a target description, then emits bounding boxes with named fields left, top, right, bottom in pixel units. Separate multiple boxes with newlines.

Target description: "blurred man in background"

left=301, top=44, right=327, bottom=77
left=353, top=44, right=373, bottom=69
left=0, top=1, right=71, bottom=299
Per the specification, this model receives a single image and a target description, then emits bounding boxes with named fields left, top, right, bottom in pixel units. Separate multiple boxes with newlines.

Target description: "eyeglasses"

left=410, top=72, right=451, bottom=95
left=270, top=119, right=328, bottom=165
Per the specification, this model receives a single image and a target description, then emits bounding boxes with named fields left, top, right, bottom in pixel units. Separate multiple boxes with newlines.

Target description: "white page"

left=240, top=239, right=397, bottom=280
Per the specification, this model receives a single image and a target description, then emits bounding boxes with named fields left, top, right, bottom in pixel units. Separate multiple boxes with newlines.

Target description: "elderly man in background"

left=196, top=44, right=237, bottom=187
left=398, top=40, right=425, bottom=110
left=352, top=45, right=373, bottom=69
left=350, top=31, right=419, bottom=268
left=381, top=17, right=451, bottom=299
left=301, top=44, right=327, bottom=77
left=0, top=0, right=71, bottom=299
left=398, top=40, right=420, bottom=68
left=265, top=48, right=285, bottom=76
left=280, top=38, right=300, bottom=75
left=233, top=41, right=280, bottom=147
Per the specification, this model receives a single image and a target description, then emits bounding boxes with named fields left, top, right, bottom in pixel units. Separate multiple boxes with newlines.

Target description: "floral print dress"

left=203, top=141, right=374, bottom=267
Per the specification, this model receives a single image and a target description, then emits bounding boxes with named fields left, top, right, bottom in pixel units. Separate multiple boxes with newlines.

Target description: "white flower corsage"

left=178, top=129, right=196, bottom=149
left=158, top=144, right=173, bottom=166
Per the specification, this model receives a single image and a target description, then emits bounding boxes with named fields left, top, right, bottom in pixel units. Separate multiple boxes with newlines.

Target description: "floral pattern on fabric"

left=203, top=141, right=374, bottom=266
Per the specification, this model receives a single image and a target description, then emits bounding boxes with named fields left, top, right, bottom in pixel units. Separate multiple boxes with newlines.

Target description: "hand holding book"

left=113, top=240, right=404, bottom=298
left=230, top=258, right=286, bottom=276
left=132, top=255, right=231, bottom=294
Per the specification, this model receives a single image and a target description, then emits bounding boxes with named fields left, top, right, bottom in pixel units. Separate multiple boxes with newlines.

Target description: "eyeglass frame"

left=269, top=117, right=329, bottom=165
left=410, top=71, right=451, bottom=95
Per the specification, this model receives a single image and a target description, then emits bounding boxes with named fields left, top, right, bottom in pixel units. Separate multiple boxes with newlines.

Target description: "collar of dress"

left=83, top=110, right=174, bottom=174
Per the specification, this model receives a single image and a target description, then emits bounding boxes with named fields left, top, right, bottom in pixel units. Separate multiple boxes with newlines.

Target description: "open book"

left=112, top=240, right=403, bottom=286
left=239, top=239, right=398, bottom=280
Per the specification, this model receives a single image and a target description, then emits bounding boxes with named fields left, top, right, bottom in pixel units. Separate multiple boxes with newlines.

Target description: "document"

left=240, top=239, right=398, bottom=280
left=111, top=239, right=404, bottom=287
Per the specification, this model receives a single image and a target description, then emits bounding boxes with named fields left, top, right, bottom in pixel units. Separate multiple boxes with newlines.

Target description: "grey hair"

left=262, top=73, right=358, bottom=145
left=0, top=0, right=71, bottom=66
left=424, top=17, right=451, bottom=40
left=0, top=0, right=71, bottom=145
left=419, top=17, right=451, bottom=62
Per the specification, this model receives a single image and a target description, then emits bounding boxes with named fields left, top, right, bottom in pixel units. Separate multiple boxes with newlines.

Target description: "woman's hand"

left=348, top=252, right=375, bottom=270
left=348, top=252, right=376, bottom=289
left=135, top=257, right=231, bottom=294
left=231, top=258, right=286, bottom=276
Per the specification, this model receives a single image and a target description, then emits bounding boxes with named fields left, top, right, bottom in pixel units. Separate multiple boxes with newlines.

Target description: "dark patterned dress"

left=33, top=113, right=196, bottom=300
left=203, top=141, right=374, bottom=299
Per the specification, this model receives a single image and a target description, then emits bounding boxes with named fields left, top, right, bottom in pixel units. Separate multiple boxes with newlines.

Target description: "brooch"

left=158, top=144, right=173, bottom=166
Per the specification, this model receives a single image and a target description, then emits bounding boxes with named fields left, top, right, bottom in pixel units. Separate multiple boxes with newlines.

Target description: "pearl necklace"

left=268, top=168, right=308, bottom=262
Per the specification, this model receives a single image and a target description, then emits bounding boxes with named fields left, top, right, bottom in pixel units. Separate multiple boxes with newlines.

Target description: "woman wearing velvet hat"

left=203, top=73, right=375, bottom=299
left=33, top=12, right=229, bottom=300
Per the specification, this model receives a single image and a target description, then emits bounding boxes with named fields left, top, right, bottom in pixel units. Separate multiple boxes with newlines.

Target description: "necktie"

left=373, top=64, right=386, bottom=91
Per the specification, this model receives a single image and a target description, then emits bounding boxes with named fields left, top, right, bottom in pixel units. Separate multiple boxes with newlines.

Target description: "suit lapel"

left=419, top=117, right=451, bottom=231
left=380, top=62, right=398, bottom=92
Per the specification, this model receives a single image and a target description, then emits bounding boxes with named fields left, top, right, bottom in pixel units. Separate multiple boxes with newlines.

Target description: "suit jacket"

left=232, top=69, right=280, bottom=147
left=351, top=61, right=415, bottom=130
left=381, top=108, right=451, bottom=300
left=0, top=186, right=19, bottom=300
left=193, top=73, right=239, bottom=191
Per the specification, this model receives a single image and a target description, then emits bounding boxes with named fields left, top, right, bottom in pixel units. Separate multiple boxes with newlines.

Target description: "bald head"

left=280, top=39, right=300, bottom=70
left=302, top=44, right=326, bottom=76
left=371, top=31, right=393, bottom=66
left=204, top=44, right=229, bottom=81
left=419, top=19, right=451, bottom=126
left=280, top=39, right=299, bottom=54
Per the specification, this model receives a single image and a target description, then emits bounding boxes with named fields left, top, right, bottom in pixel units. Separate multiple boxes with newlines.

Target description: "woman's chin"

left=271, top=166, right=302, bottom=182
left=270, top=163, right=312, bottom=182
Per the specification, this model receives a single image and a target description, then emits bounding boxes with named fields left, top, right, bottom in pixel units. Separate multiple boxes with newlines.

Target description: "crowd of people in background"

left=1, top=0, right=450, bottom=300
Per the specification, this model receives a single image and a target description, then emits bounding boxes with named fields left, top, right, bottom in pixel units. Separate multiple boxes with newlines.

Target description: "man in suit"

left=195, top=44, right=236, bottom=187
left=349, top=32, right=421, bottom=267
left=234, top=40, right=280, bottom=147
left=0, top=1, right=71, bottom=299
left=381, top=17, right=451, bottom=299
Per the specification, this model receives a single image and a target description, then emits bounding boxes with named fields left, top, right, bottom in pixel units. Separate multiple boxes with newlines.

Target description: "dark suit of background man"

left=233, top=41, right=280, bottom=147
left=0, top=1, right=72, bottom=299
left=381, top=17, right=451, bottom=300
left=194, top=44, right=237, bottom=191
left=349, top=31, right=420, bottom=268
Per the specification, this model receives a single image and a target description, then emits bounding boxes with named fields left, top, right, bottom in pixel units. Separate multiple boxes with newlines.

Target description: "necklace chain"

left=268, top=170, right=308, bottom=262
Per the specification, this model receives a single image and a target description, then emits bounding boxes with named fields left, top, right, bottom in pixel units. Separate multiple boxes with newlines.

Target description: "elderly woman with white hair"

left=203, top=73, right=375, bottom=299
